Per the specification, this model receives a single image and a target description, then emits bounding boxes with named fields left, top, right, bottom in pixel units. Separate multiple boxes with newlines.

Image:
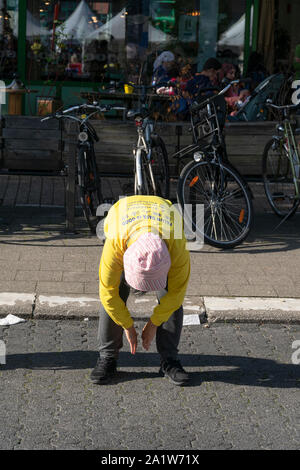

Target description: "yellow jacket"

left=99, top=195, right=190, bottom=329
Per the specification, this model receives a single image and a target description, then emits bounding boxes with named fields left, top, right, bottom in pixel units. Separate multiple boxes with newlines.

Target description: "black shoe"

left=159, top=358, right=189, bottom=386
left=90, top=356, right=117, bottom=384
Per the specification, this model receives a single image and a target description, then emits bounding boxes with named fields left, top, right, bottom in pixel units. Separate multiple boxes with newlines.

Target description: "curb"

left=1, top=293, right=300, bottom=324
left=204, top=297, right=300, bottom=324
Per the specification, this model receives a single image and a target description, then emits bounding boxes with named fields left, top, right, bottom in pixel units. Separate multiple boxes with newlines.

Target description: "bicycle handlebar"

left=41, top=103, right=125, bottom=122
left=265, top=100, right=299, bottom=111
left=190, top=78, right=250, bottom=112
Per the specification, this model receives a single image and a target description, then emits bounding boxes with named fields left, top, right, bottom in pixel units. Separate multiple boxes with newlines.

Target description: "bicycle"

left=262, top=101, right=300, bottom=221
left=41, top=102, right=124, bottom=233
left=175, top=80, right=253, bottom=249
left=124, top=83, right=170, bottom=198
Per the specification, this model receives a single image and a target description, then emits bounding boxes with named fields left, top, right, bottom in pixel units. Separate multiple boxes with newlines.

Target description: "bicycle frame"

left=266, top=100, right=300, bottom=204
left=172, top=80, right=237, bottom=164
left=282, top=119, right=300, bottom=200
left=134, top=117, right=157, bottom=193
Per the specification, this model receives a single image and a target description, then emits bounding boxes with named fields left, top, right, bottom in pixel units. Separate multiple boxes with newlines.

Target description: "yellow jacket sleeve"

left=150, top=237, right=190, bottom=326
left=99, top=239, right=134, bottom=330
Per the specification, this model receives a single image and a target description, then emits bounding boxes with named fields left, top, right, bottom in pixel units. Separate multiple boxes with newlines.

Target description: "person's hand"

left=124, top=325, right=138, bottom=355
left=142, top=320, right=158, bottom=351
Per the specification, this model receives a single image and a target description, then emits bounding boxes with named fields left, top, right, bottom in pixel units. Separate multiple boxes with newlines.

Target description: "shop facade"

left=0, top=0, right=298, bottom=115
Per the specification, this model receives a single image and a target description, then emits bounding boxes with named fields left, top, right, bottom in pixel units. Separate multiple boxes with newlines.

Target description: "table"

left=80, top=91, right=170, bottom=120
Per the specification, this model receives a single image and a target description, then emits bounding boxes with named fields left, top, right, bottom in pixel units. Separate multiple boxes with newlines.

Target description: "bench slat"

left=4, top=116, right=60, bottom=130
left=3, top=129, right=62, bottom=140
left=3, top=151, right=63, bottom=171
left=5, top=139, right=61, bottom=151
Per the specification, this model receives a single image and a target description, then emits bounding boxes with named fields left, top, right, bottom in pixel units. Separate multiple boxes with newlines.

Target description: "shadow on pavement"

left=190, top=213, right=300, bottom=255
left=1, top=208, right=300, bottom=254
left=1, top=350, right=299, bottom=389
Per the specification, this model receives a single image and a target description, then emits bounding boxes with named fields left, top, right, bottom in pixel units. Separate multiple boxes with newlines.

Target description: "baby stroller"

left=227, top=73, right=284, bottom=121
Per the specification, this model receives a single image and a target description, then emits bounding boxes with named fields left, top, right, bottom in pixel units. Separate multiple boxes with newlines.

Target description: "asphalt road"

left=0, top=319, right=299, bottom=450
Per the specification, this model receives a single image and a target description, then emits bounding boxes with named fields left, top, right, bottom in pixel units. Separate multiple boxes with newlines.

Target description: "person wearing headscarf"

left=152, top=50, right=177, bottom=85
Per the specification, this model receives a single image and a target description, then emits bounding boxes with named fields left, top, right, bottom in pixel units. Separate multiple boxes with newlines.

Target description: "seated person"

left=226, top=88, right=251, bottom=116
left=152, top=51, right=178, bottom=85
left=185, top=57, right=222, bottom=100
left=66, top=53, right=82, bottom=75
left=219, top=63, right=240, bottom=96
left=155, top=58, right=222, bottom=121
left=155, top=62, right=193, bottom=121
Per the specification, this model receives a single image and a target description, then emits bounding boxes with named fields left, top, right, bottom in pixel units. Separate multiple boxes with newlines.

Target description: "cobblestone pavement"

left=0, top=320, right=299, bottom=450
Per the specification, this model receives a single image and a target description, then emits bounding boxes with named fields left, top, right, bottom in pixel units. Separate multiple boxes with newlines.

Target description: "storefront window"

left=24, top=0, right=247, bottom=84
left=217, top=0, right=247, bottom=72
left=0, top=0, right=18, bottom=79
left=25, top=0, right=129, bottom=83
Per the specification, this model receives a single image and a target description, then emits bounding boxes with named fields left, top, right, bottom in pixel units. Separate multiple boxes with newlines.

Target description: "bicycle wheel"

left=262, top=138, right=299, bottom=218
left=135, top=144, right=170, bottom=198
left=134, top=150, right=150, bottom=195
left=177, top=159, right=253, bottom=248
left=77, top=147, right=102, bottom=233
left=148, top=137, right=170, bottom=199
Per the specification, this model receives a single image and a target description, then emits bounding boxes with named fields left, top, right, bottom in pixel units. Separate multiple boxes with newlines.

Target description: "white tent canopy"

left=13, top=10, right=51, bottom=37
left=218, top=8, right=253, bottom=49
left=86, top=8, right=125, bottom=42
left=148, top=23, right=174, bottom=44
left=55, top=0, right=100, bottom=43
left=86, top=8, right=174, bottom=44
left=218, top=14, right=245, bottom=48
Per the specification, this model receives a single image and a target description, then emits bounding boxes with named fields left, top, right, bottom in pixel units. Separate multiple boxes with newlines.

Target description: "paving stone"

left=0, top=281, right=37, bottom=293
left=63, top=271, right=98, bottom=282
left=1, top=320, right=299, bottom=450
left=16, top=270, right=63, bottom=282
left=40, top=261, right=87, bottom=272
left=36, top=281, right=85, bottom=295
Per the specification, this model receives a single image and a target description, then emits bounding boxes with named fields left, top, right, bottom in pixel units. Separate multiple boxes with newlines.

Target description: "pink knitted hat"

left=123, top=233, right=171, bottom=292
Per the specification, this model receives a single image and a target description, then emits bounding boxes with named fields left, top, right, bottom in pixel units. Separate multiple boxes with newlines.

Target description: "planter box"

left=37, top=97, right=62, bottom=116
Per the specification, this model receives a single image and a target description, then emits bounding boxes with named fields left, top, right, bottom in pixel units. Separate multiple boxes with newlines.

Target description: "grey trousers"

left=98, top=274, right=183, bottom=361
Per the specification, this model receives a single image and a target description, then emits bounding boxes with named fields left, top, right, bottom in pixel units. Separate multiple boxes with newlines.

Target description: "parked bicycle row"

left=41, top=78, right=300, bottom=249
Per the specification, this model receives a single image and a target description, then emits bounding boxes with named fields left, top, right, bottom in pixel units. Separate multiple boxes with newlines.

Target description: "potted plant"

left=28, top=19, right=67, bottom=116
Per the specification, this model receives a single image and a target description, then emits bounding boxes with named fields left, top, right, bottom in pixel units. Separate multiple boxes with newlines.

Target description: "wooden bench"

left=91, top=120, right=276, bottom=178
left=0, top=116, right=277, bottom=232
left=0, top=116, right=77, bottom=231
